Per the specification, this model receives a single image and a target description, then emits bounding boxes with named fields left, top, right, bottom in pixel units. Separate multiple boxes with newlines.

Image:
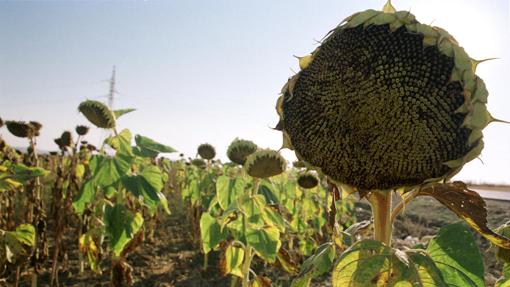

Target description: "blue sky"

left=1, top=0, right=509, bottom=184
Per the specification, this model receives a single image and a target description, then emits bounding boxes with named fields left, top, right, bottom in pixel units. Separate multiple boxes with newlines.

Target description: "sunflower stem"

left=241, top=246, right=253, bottom=287
left=368, top=191, right=392, bottom=246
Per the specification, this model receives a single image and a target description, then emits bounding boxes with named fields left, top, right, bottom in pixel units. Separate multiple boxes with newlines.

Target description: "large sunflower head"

left=276, top=2, right=495, bottom=191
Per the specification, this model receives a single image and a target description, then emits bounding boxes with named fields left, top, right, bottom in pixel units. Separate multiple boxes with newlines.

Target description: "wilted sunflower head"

left=60, top=131, right=73, bottom=147
left=191, top=158, right=206, bottom=169
left=54, top=138, right=63, bottom=150
left=244, top=149, right=286, bottom=179
left=5, top=121, right=39, bottom=138
left=227, top=138, right=258, bottom=165
left=76, top=125, right=89, bottom=136
left=197, top=143, right=216, bottom=160
left=297, top=172, right=319, bottom=189
left=28, top=121, right=42, bottom=137
left=78, top=100, right=116, bottom=129
left=276, top=1, right=496, bottom=191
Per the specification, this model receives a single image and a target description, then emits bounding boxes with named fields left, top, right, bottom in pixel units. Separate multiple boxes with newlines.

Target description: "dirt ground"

left=8, top=193, right=510, bottom=287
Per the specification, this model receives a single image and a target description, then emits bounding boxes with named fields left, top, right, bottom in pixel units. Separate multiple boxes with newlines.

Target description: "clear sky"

left=1, top=0, right=509, bottom=184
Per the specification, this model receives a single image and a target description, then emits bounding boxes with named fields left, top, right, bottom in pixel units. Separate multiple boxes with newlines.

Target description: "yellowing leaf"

left=417, top=181, right=510, bottom=249
left=222, top=245, right=244, bottom=278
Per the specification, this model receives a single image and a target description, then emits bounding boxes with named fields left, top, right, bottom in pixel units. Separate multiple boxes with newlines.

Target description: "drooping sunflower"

left=244, top=149, right=286, bottom=179
left=5, top=121, right=39, bottom=139
left=197, top=143, right=216, bottom=160
left=275, top=1, right=498, bottom=192
left=227, top=138, right=258, bottom=165
left=78, top=100, right=116, bottom=129
left=76, top=125, right=90, bottom=136
left=297, top=172, right=319, bottom=189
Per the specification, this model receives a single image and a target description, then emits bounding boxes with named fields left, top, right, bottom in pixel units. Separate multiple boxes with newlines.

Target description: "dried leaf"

left=276, top=248, right=299, bottom=274
left=417, top=181, right=510, bottom=249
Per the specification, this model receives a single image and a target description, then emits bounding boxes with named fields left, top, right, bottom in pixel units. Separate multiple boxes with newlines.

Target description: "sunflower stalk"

left=368, top=191, right=393, bottom=246
left=241, top=246, right=253, bottom=287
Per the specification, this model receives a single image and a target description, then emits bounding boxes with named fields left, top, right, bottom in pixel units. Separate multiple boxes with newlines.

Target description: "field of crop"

left=1, top=103, right=510, bottom=287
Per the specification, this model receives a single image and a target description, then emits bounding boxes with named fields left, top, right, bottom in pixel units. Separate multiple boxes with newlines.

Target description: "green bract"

left=244, top=149, right=286, bottom=179
left=78, top=100, right=116, bottom=129
left=276, top=3, right=494, bottom=191
left=197, top=143, right=216, bottom=160
left=227, top=138, right=258, bottom=165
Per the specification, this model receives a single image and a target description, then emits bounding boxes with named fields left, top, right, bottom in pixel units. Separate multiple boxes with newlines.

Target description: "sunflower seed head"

left=78, top=100, right=116, bottom=129
left=244, top=149, right=286, bottom=179
left=227, top=138, right=258, bottom=165
left=197, top=143, right=216, bottom=160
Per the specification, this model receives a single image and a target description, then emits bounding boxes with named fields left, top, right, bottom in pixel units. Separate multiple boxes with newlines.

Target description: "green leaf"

left=299, top=238, right=316, bottom=257
left=238, top=194, right=266, bottom=226
left=291, top=275, right=313, bottom=287
left=9, top=224, right=35, bottom=247
left=113, top=108, right=136, bottom=119
left=226, top=216, right=245, bottom=242
left=246, top=225, right=280, bottom=263
left=261, top=206, right=285, bottom=232
left=103, top=204, right=144, bottom=257
left=294, top=242, right=335, bottom=282
left=1, top=224, right=35, bottom=267
left=105, top=129, right=132, bottom=155
left=72, top=180, right=96, bottom=215
left=406, top=250, right=447, bottom=287
left=496, top=221, right=510, bottom=263
left=90, top=154, right=132, bottom=188
left=134, top=134, right=176, bottom=156
left=0, top=163, right=48, bottom=192
left=332, top=239, right=436, bottom=287
left=216, top=175, right=246, bottom=210
left=122, top=165, right=169, bottom=215
left=183, top=178, right=200, bottom=205
left=427, top=223, right=484, bottom=287
left=200, top=212, right=227, bottom=254
left=258, top=183, right=279, bottom=204
left=496, top=263, right=510, bottom=286
left=223, top=245, right=244, bottom=278
left=132, top=146, right=160, bottom=158
left=10, top=163, right=49, bottom=182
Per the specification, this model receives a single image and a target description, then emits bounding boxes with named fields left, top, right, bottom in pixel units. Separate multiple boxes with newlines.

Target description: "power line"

left=107, top=66, right=117, bottom=109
